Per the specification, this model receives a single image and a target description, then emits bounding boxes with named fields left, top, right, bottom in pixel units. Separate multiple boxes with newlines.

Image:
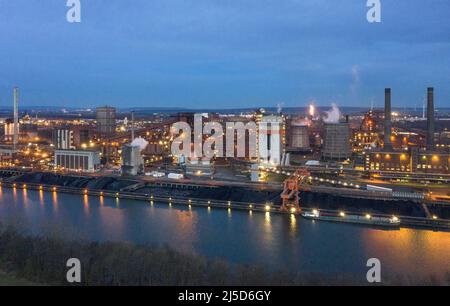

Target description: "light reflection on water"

left=0, top=188, right=448, bottom=280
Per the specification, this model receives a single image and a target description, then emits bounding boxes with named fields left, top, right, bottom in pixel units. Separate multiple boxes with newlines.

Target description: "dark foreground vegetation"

left=0, top=223, right=448, bottom=286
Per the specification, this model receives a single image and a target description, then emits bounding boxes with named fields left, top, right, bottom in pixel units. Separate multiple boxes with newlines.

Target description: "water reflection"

left=363, top=228, right=450, bottom=280
left=39, top=190, right=44, bottom=207
left=52, top=191, right=58, bottom=212
left=263, top=212, right=273, bottom=247
left=0, top=188, right=447, bottom=280
left=290, top=214, right=297, bottom=234
left=22, top=188, right=28, bottom=206
left=83, top=195, right=89, bottom=214
left=13, top=186, right=17, bottom=202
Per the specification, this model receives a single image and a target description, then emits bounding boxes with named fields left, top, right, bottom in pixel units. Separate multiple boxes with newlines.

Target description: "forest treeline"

left=0, top=223, right=447, bottom=286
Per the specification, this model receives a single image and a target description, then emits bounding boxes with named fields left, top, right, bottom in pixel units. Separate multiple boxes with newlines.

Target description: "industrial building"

left=364, top=87, right=448, bottom=174
left=54, top=149, right=101, bottom=173
left=3, top=118, right=19, bottom=142
left=365, top=150, right=450, bottom=174
left=322, top=122, right=351, bottom=160
left=286, top=119, right=310, bottom=152
left=185, top=158, right=214, bottom=176
left=96, top=106, right=116, bottom=136
left=258, top=115, right=286, bottom=166
left=353, top=109, right=383, bottom=152
left=121, top=144, right=144, bottom=176
left=72, top=126, right=94, bottom=148
left=53, top=128, right=74, bottom=150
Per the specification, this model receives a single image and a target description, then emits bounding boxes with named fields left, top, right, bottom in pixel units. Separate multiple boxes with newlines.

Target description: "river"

left=0, top=186, right=449, bottom=282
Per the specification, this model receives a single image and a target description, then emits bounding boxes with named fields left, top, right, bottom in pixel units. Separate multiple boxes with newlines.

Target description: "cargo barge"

left=301, top=209, right=401, bottom=228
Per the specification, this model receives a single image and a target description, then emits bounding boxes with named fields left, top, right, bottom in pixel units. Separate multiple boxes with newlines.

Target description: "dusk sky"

left=0, top=0, right=449, bottom=109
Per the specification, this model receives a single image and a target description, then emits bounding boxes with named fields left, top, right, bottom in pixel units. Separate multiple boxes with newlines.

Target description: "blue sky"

left=0, top=0, right=449, bottom=109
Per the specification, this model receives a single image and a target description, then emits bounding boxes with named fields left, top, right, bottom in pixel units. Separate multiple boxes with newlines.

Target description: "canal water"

left=0, top=187, right=449, bottom=282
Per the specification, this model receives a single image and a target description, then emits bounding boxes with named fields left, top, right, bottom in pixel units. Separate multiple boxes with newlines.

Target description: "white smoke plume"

left=131, top=137, right=148, bottom=151
left=323, top=103, right=341, bottom=123
left=350, top=65, right=361, bottom=95
left=276, top=102, right=284, bottom=114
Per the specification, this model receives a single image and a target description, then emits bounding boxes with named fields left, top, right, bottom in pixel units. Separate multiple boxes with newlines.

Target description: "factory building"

left=364, top=87, right=448, bottom=174
left=364, top=150, right=450, bottom=174
left=286, top=119, right=310, bottom=152
left=258, top=115, right=286, bottom=166
left=353, top=110, right=383, bottom=151
left=54, top=149, right=101, bottom=173
left=414, top=151, right=450, bottom=174
left=96, top=106, right=116, bottom=136
left=185, top=158, right=214, bottom=176
left=0, top=145, right=14, bottom=165
left=53, top=128, right=75, bottom=150
left=121, top=144, right=144, bottom=176
left=72, top=126, right=94, bottom=148
left=322, top=122, right=352, bottom=160
left=3, top=118, right=19, bottom=142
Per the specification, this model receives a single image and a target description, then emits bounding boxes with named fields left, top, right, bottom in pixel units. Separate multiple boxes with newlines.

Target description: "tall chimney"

left=13, top=87, right=19, bottom=151
left=384, top=88, right=392, bottom=151
left=131, top=111, right=135, bottom=141
left=426, top=87, right=435, bottom=150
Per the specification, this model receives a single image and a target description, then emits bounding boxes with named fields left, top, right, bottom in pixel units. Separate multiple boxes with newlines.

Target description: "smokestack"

left=427, top=87, right=435, bottom=150
left=384, top=88, right=392, bottom=151
left=131, top=111, right=135, bottom=141
left=13, top=87, right=19, bottom=151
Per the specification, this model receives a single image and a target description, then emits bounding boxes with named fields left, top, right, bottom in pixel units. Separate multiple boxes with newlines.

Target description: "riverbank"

left=0, top=271, right=40, bottom=286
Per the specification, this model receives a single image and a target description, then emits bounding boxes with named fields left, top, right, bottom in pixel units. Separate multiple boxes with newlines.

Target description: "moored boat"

left=301, top=210, right=401, bottom=228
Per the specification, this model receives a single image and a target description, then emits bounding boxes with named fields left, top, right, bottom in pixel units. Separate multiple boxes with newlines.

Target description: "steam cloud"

left=277, top=102, right=284, bottom=114
left=131, top=137, right=148, bottom=151
left=323, top=103, right=341, bottom=123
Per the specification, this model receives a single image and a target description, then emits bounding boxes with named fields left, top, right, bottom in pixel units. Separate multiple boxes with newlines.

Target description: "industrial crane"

left=280, top=168, right=311, bottom=213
